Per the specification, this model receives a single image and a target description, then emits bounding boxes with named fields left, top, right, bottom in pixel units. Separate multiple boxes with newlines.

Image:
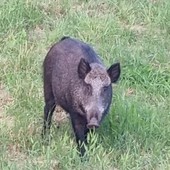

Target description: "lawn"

left=0, top=0, right=170, bottom=169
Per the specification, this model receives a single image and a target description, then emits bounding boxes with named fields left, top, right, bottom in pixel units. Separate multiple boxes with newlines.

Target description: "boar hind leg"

left=42, top=101, right=55, bottom=136
left=42, top=85, right=56, bottom=138
left=70, top=113, right=89, bottom=157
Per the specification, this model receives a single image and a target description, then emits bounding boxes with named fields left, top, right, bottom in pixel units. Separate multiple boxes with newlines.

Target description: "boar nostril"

left=87, top=117, right=99, bottom=129
left=87, top=124, right=99, bottom=129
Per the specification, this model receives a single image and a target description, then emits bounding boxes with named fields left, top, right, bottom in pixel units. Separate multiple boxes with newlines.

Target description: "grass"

left=0, top=0, right=170, bottom=169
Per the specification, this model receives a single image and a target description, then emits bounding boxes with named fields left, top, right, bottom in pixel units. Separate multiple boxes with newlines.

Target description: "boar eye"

left=79, top=104, right=85, bottom=113
left=85, top=84, right=92, bottom=95
left=102, top=86, right=109, bottom=92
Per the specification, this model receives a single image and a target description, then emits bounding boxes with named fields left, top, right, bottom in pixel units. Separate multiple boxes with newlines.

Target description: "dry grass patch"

left=53, top=106, right=69, bottom=128
left=6, top=143, right=59, bottom=170
left=121, top=22, right=147, bottom=34
left=0, top=84, right=14, bottom=129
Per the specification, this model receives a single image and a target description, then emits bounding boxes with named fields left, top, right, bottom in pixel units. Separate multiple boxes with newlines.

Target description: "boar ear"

left=107, top=63, right=121, bottom=83
left=78, top=58, right=91, bottom=79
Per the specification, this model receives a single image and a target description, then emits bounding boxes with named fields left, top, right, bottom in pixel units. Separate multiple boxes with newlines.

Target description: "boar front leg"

left=70, top=113, right=89, bottom=157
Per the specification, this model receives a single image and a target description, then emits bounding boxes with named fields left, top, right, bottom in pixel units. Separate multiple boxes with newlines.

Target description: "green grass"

left=0, top=0, right=170, bottom=169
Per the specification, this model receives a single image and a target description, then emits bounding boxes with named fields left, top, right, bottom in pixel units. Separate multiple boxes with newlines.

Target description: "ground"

left=0, top=0, right=170, bottom=169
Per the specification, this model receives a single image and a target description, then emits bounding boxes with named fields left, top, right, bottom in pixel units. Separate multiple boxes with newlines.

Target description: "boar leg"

left=70, top=113, right=89, bottom=157
left=42, top=85, right=56, bottom=137
left=42, top=101, right=56, bottom=136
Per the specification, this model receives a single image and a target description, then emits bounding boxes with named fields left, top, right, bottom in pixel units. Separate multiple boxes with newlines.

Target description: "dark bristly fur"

left=42, top=37, right=121, bottom=157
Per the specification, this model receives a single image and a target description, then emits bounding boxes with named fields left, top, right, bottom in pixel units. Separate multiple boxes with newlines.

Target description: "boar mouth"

left=87, top=117, right=99, bottom=129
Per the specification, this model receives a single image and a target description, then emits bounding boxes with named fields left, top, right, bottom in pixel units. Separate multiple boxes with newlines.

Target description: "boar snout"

left=87, top=117, right=99, bottom=129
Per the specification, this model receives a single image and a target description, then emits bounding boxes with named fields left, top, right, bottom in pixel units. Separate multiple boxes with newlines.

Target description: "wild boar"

left=42, top=36, right=121, bottom=156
